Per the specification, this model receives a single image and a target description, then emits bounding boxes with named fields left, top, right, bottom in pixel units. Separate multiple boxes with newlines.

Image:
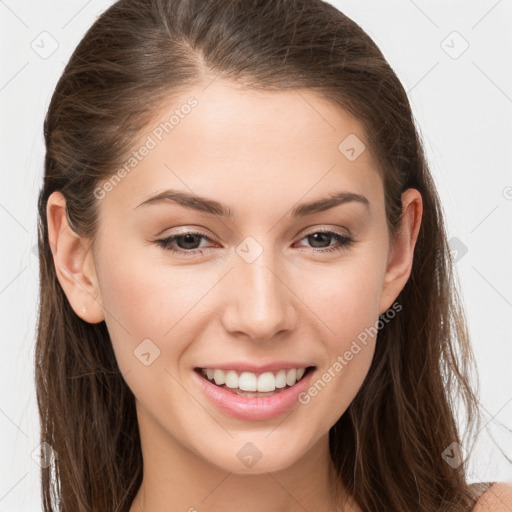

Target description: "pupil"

left=309, top=233, right=330, bottom=248
left=179, top=234, right=200, bottom=249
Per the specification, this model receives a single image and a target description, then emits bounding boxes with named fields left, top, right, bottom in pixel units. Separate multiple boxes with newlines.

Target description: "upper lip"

left=195, top=362, right=316, bottom=374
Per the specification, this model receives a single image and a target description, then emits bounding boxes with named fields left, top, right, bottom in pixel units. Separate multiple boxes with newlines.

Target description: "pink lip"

left=194, top=361, right=314, bottom=375
left=192, top=367, right=316, bottom=421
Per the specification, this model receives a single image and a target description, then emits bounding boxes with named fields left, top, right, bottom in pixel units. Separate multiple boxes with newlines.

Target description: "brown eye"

left=295, top=230, right=354, bottom=253
left=155, top=229, right=355, bottom=257
left=155, top=232, right=214, bottom=255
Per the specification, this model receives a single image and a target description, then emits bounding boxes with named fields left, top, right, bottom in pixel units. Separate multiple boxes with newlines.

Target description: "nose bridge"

left=221, top=238, right=296, bottom=341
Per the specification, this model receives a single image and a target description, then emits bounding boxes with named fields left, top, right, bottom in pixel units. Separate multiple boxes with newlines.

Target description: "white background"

left=0, top=0, right=511, bottom=510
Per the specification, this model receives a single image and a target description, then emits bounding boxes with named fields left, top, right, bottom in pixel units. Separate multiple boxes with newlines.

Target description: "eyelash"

left=154, top=229, right=355, bottom=256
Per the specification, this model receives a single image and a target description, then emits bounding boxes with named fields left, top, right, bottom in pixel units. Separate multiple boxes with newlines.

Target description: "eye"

left=294, top=230, right=354, bottom=253
left=155, top=231, right=215, bottom=256
left=154, top=229, right=355, bottom=256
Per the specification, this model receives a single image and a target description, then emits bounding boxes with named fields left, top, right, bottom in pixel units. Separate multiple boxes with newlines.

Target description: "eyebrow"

left=135, top=189, right=370, bottom=217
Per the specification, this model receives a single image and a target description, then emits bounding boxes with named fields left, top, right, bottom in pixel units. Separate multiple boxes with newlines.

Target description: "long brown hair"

left=36, top=0, right=484, bottom=510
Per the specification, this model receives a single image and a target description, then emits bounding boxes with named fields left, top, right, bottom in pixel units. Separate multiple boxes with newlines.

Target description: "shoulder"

left=473, top=481, right=512, bottom=511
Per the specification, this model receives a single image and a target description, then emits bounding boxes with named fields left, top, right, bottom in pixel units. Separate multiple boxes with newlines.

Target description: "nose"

left=220, top=251, right=297, bottom=343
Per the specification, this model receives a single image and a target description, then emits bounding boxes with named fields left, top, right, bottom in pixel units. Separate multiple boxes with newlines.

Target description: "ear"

left=378, top=188, right=423, bottom=315
left=46, top=191, right=105, bottom=323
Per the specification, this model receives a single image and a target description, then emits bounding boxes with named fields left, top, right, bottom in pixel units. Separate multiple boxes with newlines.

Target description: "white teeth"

left=238, top=372, right=257, bottom=392
left=224, top=370, right=239, bottom=389
left=257, top=372, right=276, bottom=392
left=200, top=367, right=310, bottom=392
left=213, top=369, right=225, bottom=386
left=275, top=369, right=287, bottom=389
left=286, top=369, right=297, bottom=386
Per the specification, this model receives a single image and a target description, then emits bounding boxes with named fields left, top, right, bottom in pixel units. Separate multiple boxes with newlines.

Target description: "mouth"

left=193, top=364, right=318, bottom=421
left=194, top=365, right=316, bottom=398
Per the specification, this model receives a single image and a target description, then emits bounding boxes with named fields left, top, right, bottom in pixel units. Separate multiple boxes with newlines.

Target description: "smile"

left=193, top=365, right=317, bottom=420
left=198, top=367, right=311, bottom=395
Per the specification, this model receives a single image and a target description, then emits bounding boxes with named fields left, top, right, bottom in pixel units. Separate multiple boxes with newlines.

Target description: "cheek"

left=296, top=312, right=379, bottom=435
left=293, top=246, right=386, bottom=421
left=299, top=245, right=387, bottom=342
left=95, top=244, right=222, bottom=374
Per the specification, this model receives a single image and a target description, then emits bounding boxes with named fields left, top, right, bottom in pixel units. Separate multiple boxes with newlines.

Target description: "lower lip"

left=192, top=367, right=316, bottom=421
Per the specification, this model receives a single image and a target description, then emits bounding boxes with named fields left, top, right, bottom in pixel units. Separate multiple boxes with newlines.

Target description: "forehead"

left=98, top=79, right=383, bottom=217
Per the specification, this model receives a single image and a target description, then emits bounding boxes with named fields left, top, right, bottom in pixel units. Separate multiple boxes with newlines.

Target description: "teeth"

left=257, top=372, right=276, bottom=392
left=239, top=372, right=257, bottom=391
left=224, top=370, right=239, bottom=389
left=213, top=369, right=225, bottom=386
left=286, top=368, right=297, bottom=386
left=201, top=367, right=309, bottom=392
left=275, top=369, right=287, bottom=389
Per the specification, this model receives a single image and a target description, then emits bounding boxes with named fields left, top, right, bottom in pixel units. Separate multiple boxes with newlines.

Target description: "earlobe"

left=46, top=191, right=105, bottom=324
left=378, top=188, right=423, bottom=315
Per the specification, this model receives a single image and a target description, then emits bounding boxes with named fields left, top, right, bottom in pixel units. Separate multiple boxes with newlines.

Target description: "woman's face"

left=51, top=79, right=421, bottom=474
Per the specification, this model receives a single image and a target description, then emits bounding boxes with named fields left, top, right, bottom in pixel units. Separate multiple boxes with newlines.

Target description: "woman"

left=35, top=0, right=512, bottom=510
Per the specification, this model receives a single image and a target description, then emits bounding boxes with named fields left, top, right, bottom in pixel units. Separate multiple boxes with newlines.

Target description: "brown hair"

left=36, top=0, right=484, bottom=510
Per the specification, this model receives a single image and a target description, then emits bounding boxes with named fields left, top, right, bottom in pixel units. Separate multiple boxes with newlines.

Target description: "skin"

left=473, top=482, right=512, bottom=511
left=47, top=79, right=424, bottom=512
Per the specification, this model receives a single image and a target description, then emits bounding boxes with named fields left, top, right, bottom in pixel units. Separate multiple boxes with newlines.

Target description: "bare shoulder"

left=473, top=481, right=512, bottom=511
